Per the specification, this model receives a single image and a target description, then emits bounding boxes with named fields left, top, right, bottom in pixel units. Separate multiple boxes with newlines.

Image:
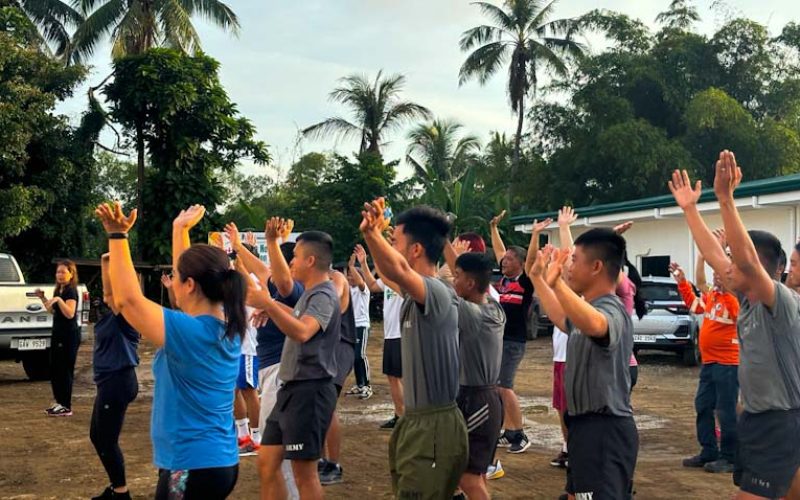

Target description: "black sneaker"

left=704, top=459, right=735, bottom=473
left=46, top=404, right=72, bottom=417
left=320, top=462, right=342, bottom=485
left=92, top=486, right=114, bottom=500
left=497, top=430, right=513, bottom=448
left=508, top=434, right=531, bottom=454
left=550, top=451, right=568, bottom=468
left=380, top=415, right=398, bottom=430
left=682, top=454, right=715, bottom=468
left=317, top=458, right=330, bottom=472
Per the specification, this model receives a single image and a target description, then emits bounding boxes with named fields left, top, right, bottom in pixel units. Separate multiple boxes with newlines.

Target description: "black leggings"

left=155, top=465, right=239, bottom=499
left=90, top=368, right=138, bottom=488
left=354, top=326, right=370, bottom=387
left=50, top=327, right=80, bottom=408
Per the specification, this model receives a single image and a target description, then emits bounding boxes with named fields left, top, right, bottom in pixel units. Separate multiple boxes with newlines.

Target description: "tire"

left=21, top=350, right=51, bottom=380
left=682, top=331, right=701, bottom=366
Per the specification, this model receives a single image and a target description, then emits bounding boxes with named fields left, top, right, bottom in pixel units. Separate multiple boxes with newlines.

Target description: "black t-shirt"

left=340, top=299, right=356, bottom=345
left=52, top=286, right=79, bottom=334
left=93, top=312, right=140, bottom=384
left=494, top=273, right=534, bottom=343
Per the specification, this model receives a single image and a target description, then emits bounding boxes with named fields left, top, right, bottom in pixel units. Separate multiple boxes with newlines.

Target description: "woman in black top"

left=35, top=260, right=80, bottom=417
left=90, top=254, right=140, bottom=500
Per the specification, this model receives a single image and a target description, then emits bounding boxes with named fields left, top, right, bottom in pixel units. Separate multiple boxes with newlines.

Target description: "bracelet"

left=108, top=232, right=128, bottom=240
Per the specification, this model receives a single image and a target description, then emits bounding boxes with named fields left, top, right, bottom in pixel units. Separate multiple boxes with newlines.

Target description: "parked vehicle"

left=632, top=276, right=702, bottom=366
left=0, top=253, right=90, bottom=380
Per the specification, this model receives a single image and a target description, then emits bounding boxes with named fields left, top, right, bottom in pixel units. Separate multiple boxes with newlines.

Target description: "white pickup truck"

left=0, top=253, right=90, bottom=380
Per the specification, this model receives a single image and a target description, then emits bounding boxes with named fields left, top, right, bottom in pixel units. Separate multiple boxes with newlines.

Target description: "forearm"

left=349, top=264, right=366, bottom=289
left=490, top=225, right=506, bottom=264
left=718, top=199, right=761, bottom=275
left=363, top=229, right=414, bottom=288
left=524, top=230, right=542, bottom=273
left=695, top=255, right=707, bottom=290
left=235, top=241, right=270, bottom=284
left=172, top=227, right=191, bottom=271
left=553, top=280, right=608, bottom=338
left=443, top=240, right=457, bottom=272
left=683, top=206, right=730, bottom=274
left=264, top=301, right=314, bottom=342
left=559, top=224, right=574, bottom=249
left=109, top=239, right=146, bottom=308
left=360, top=263, right=382, bottom=293
left=54, top=299, right=76, bottom=319
left=266, top=238, right=293, bottom=296
left=532, top=276, right=566, bottom=331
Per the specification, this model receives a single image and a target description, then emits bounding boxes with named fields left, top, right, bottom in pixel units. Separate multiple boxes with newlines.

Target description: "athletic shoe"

left=318, top=458, right=329, bottom=472
left=92, top=486, right=114, bottom=500
left=345, top=385, right=362, bottom=396
left=380, top=415, right=398, bottom=430
left=319, top=462, right=343, bottom=485
left=238, top=435, right=260, bottom=457
left=46, top=404, right=72, bottom=417
left=44, top=403, right=58, bottom=414
left=704, top=459, right=735, bottom=473
left=550, top=451, right=568, bottom=468
left=486, top=460, right=505, bottom=480
left=358, top=385, right=373, bottom=400
left=558, top=494, right=568, bottom=500
left=496, top=430, right=513, bottom=448
left=508, top=434, right=531, bottom=454
left=682, top=454, right=715, bottom=468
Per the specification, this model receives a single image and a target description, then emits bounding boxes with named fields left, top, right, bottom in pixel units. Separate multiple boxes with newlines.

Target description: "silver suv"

left=632, top=277, right=702, bottom=366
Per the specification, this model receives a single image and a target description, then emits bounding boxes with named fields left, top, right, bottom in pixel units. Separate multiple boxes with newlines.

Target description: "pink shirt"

left=616, top=276, right=639, bottom=367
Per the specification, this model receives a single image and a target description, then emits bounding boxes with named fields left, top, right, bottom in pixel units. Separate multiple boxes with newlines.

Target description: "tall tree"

left=655, top=0, right=700, bottom=31
left=1, top=0, right=83, bottom=59
left=459, top=0, right=584, bottom=170
left=302, top=71, right=431, bottom=156
left=406, top=119, right=480, bottom=186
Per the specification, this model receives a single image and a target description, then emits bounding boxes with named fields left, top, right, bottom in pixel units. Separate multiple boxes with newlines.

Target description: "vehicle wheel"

left=21, top=351, right=51, bottom=380
left=682, top=333, right=701, bottom=366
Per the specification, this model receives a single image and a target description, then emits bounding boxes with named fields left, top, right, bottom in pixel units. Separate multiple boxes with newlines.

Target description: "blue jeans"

left=695, top=363, right=738, bottom=461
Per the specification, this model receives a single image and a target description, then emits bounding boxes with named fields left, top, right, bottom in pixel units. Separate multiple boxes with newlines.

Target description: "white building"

left=512, top=174, right=800, bottom=282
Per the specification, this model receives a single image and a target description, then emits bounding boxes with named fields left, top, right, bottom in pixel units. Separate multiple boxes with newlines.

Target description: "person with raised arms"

left=95, top=202, right=245, bottom=499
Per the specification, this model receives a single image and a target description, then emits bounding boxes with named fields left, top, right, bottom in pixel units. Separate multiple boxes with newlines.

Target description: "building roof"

left=510, top=173, right=800, bottom=226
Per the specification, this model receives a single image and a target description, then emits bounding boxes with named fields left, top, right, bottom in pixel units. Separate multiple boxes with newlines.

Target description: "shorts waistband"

left=405, top=402, right=458, bottom=417
left=459, top=384, right=497, bottom=393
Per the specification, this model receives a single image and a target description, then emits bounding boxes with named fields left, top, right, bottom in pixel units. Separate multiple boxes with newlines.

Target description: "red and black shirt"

left=494, top=273, right=534, bottom=343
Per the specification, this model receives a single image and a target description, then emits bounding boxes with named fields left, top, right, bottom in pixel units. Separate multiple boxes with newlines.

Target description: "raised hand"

left=354, top=244, right=368, bottom=264
left=613, top=221, right=634, bottom=235
left=713, top=228, right=728, bottom=250
left=224, top=222, right=242, bottom=250
left=546, top=247, right=572, bottom=288
left=713, top=150, right=742, bottom=202
left=360, top=198, right=386, bottom=234
left=529, top=245, right=553, bottom=279
left=265, top=217, right=283, bottom=241
left=668, top=170, right=702, bottom=209
left=452, top=238, right=471, bottom=256
left=245, top=231, right=257, bottom=247
left=173, top=204, right=205, bottom=230
left=557, top=207, right=577, bottom=227
left=34, top=288, right=45, bottom=300
left=533, top=217, right=554, bottom=233
left=280, top=219, right=294, bottom=241
left=160, top=273, right=173, bottom=289
left=489, top=210, right=507, bottom=227
left=251, top=309, right=270, bottom=329
left=95, top=201, right=138, bottom=234
left=668, top=262, right=686, bottom=283
left=349, top=253, right=357, bottom=268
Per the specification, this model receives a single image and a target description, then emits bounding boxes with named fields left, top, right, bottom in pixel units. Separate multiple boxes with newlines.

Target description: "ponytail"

left=220, top=269, right=247, bottom=341
left=625, top=257, right=648, bottom=320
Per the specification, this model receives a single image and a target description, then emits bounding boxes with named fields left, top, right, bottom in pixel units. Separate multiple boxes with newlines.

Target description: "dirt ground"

left=0, top=325, right=737, bottom=500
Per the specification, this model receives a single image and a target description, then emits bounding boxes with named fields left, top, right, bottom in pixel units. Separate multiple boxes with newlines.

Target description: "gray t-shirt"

left=400, top=276, right=460, bottom=411
left=279, top=281, right=341, bottom=382
left=565, top=294, right=633, bottom=417
left=457, top=298, right=505, bottom=387
left=737, top=282, right=800, bottom=413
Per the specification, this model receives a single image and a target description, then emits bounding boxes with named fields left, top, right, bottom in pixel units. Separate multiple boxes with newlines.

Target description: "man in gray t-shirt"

left=361, top=202, right=467, bottom=500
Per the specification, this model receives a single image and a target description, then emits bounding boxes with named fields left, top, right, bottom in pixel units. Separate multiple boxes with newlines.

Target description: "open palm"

left=173, top=205, right=205, bottom=230
left=668, top=170, right=702, bottom=209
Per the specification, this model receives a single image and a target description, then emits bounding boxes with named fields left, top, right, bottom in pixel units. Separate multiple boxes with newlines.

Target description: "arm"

left=529, top=246, right=567, bottom=331
left=246, top=287, right=323, bottom=343
left=265, top=217, right=294, bottom=297
left=331, top=270, right=350, bottom=312
left=96, top=202, right=165, bottom=346
left=489, top=210, right=507, bottom=265
left=52, top=295, right=77, bottom=319
left=525, top=218, right=554, bottom=275
left=101, top=254, right=120, bottom=315
left=713, top=151, right=775, bottom=307
left=172, top=204, right=205, bottom=271
left=160, top=273, right=178, bottom=309
left=348, top=253, right=366, bottom=291
left=355, top=244, right=382, bottom=293
left=558, top=206, right=578, bottom=249
left=695, top=254, right=707, bottom=292
left=552, top=279, right=609, bottom=338
left=225, top=222, right=270, bottom=285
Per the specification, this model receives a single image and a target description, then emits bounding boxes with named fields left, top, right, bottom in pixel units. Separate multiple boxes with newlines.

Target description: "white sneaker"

left=358, top=385, right=373, bottom=400
left=345, top=385, right=362, bottom=395
left=487, top=460, right=505, bottom=480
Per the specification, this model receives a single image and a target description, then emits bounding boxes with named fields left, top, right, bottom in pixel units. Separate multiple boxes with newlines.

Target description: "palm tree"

left=4, top=0, right=84, bottom=58
left=406, top=119, right=480, bottom=186
left=69, top=0, right=239, bottom=63
left=655, top=0, right=700, bottom=31
left=459, top=0, right=584, bottom=172
left=303, top=70, right=432, bottom=156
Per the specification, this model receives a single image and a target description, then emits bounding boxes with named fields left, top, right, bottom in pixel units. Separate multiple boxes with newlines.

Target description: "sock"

left=562, top=442, right=568, bottom=453
left=251, top=427, right=261, bottom=444
left=236, top=418, right=250, bottom=439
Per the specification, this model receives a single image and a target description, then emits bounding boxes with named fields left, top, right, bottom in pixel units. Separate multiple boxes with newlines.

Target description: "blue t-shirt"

left=256, top=280, right=304, bottom=368
left=93, top=312, right=139, bottom=384
left=152, top=309, right=241, bottom=470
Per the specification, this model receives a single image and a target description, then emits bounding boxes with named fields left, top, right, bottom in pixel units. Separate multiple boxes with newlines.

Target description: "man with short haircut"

left=669, top=151, right=800, bottom=500
left=443, top=242, right=505, bottom=500
left=250, top=230, right=341, bottom=500
left=532, top=229, right=638, bottom=500
left=361, top=200, right=467, bottom=499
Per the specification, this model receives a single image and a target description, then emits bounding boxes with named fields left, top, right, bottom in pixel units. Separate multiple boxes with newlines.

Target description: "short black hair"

left=455, top=252, right=494, bottom=293
left=296, top=231, right=333, bottom=271
left=280, top=242, right=296, bottom=264
left=505, top=246, right=527, bottom=263
left=574, top=228, right=626, bottom=281
left=394, top=206, right=451, bottom=263
left=748, top=230, right=783, bottom=278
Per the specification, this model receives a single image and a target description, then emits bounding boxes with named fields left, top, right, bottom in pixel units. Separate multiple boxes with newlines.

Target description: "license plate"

left=633, top=335, right=656, bottom=343
left=17, top=338, right=49, bottom=350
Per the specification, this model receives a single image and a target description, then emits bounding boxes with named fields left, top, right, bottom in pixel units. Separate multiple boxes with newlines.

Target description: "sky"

left=56, top=0, right=798, bottom=180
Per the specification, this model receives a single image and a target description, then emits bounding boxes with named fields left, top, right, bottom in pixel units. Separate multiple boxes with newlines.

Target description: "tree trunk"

left=135, top=120, right=145, bottom=258
left=512, top=94, right=524, bottom=184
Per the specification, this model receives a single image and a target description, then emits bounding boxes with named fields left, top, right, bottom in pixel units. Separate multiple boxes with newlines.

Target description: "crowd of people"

left=35, top=149, right=800, bottom=499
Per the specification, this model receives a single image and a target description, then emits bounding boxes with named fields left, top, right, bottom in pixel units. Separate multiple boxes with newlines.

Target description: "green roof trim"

left=510, top=173, right=800, bottom=225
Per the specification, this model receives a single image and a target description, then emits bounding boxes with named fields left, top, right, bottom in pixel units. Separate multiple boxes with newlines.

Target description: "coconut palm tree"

left=4, top=0, right=83, bottom=59
left=459, top=0, right=584, bottom=171
left=303, top=70, right=432, bottom=156
left=69, top=0, right=239, bottom=63
left=655, top=0, right=700, bottom=31
left=406, top=119, right=481, bottom=186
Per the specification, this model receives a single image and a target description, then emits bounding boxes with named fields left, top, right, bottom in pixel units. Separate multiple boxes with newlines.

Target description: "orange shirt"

left=677, top=281, right=740, bottom=365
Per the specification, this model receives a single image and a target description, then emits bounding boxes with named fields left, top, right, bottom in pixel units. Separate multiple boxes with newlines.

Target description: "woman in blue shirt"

left=95, top=202, right=247, bottom=500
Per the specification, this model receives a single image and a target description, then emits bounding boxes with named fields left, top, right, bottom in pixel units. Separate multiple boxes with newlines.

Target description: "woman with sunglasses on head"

left=95, top=202, right=246, bottom=499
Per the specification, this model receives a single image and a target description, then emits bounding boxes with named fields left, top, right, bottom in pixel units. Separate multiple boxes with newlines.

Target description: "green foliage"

left=104, top=49, right=270, bottom=264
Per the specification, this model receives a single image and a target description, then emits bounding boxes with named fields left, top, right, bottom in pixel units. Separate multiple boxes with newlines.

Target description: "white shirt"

left=241, top=273, right=260, bottom=356
left=350, top=285, right=371, bottom=328
left=552, top=325, right=568, bottom=363
left=378, top=279, right=402, bottom=340
left=488, top=286, right=500, bottom=302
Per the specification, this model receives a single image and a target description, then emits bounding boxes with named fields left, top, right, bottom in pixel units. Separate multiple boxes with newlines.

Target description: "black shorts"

left=262, top=378, right=337, bottom=460
left=457, top=385, right=503, bottom=475
left=383, top=338, right=402, bottom=378
left=334, top=340, right=355, bottom=388
left=734, top=409, right=800, bottom=498
left=566, top=413, right=638, bottom=499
